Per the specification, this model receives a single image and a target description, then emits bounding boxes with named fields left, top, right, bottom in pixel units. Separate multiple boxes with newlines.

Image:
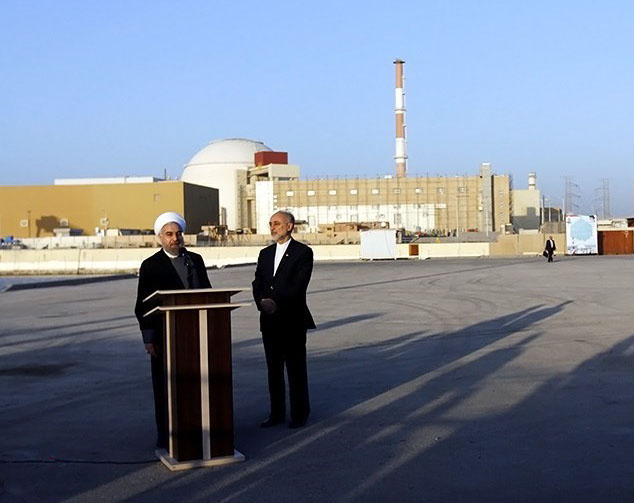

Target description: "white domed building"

left=182, top=138, right=272, bottom=230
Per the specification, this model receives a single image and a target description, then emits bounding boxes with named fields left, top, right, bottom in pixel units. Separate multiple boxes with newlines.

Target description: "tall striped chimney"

left=394, top=58, right=407, bottom=178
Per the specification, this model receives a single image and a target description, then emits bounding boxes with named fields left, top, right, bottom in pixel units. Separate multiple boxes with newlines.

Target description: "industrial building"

left=0, top=135, right=542, bottom=241
left=181, top=138, right=300, bottom=231
left=510, top=172, right=542, bottom=232
left=178, top=138, right=515, bottom=236
left=0, top=136, right=525, bottom=240
left=0, top=57, right=539, bottom=242
left=255, top=164, right=511, bottom=235
left=0, top=180, right=218, bottom=239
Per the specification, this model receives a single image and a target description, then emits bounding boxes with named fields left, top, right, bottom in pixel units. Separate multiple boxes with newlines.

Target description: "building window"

left=459, top=187, right=467, bottom=193
left=307, top=190, right=315, bottom=196
left=286, top=190, right=294, bottom=197
left=415, top=188, right=422, bottom=194
left=393, top=188, right=401, bottom=194
left=394, top=214, right=402, bottom=225
left=328, top=189, right=337, bottom=195
left=350, top=189, right=358, bottom=195
left=437, top=188, right=445, bottom=194
left=371, top=188, right=380, bottom=195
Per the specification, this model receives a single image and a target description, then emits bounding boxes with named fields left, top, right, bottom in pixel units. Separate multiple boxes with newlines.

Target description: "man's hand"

left=260, top=298, right=277, bottom=314
left=145, top=342, right=157, bottom=357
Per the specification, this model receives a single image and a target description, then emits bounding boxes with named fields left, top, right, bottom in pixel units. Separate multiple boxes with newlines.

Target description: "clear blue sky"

left=1, top=0, right=633, bottom=215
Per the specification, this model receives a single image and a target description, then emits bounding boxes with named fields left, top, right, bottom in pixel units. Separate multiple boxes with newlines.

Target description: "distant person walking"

left=134, top=212, right=211, bottom=449
left=252, top=211, right=315, bottom=429
left=544, top=236, right=556, bottom=263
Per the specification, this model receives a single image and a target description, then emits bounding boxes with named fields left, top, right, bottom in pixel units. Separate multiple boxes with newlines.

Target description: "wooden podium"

left=143, top=288, right=249, bottom=470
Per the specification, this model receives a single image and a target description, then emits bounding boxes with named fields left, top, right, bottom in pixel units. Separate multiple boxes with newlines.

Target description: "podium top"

left=143, top=302, right=251, bottom=318
left=143, top=287, right=248, bottom=303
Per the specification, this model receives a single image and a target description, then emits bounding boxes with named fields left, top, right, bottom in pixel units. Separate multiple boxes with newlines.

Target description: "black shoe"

left=288, top=418, right=307, bottom=429
left=260, top=417, right=283, bottom=428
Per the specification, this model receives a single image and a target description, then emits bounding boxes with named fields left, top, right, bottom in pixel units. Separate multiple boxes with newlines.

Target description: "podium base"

left=155, top=449, right=245, bottom=471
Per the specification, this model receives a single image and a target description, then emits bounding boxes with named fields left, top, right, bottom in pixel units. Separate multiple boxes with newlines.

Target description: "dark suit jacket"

left=252, top=238, right=316, bottom=333
left=545, top=239, right=556, bottom=252
left=134, top=249, right=211, bottom=342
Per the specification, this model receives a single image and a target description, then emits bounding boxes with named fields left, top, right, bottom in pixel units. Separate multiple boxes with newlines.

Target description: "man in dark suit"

left=134, top=212, right=211, bottom=448
left=252, top=211, right=315, bottom=429
left=544, top=235, right=556, bottom=263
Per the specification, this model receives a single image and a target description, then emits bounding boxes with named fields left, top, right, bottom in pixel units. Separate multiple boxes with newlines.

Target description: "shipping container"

left=598, top=230, right=634, bottom=255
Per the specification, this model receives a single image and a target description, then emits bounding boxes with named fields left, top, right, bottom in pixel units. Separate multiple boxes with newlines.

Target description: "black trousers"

left=262, top=328, right=310, bottom=422
left=150, top=344, right=168, bottom=446
left=547, top=250, right=554, bottom=262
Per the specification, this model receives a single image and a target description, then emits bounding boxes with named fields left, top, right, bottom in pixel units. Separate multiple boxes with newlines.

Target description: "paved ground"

left=1, top=256, right=633, bottom=503
left=0, top=275, right=135, bottom=292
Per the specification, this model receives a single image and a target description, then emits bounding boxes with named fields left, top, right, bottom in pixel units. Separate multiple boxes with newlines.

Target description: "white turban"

left=154, top=212, right=186, bottom=235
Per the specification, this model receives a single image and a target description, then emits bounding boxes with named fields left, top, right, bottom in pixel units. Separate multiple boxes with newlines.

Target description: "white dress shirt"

left=163, top=249, right=179, bottom=259
left=273, top=239, right=291, bottom=276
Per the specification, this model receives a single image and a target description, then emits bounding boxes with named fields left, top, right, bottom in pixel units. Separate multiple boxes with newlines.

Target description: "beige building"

left=511, top=172, right=542, bottom=231
left=174, top=139, right=514, bottom=236
left=0, top=181, right=218, bottom=238
left=253, top=163, right=511, bottom=234
left=0, top=137, right=516, bottom=241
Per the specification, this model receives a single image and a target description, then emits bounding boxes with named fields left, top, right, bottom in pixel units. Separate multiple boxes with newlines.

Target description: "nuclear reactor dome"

left=182, top=138, right=272, bottom=176
left=181, top=138, right=272, bottom=230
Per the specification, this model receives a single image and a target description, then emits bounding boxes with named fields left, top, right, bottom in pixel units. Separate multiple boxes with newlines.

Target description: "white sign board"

left=360, top=229, right=397, bottom=259
left=565, top=214, right=598, bottom=255
left=255, top=181, right=275, bottom=235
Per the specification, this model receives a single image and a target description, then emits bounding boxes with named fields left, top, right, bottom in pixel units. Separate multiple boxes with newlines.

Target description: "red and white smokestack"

left=394, top=59, right=407, bottom=178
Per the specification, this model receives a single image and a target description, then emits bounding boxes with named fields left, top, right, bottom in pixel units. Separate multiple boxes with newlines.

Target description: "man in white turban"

left=134, top=211, right=211, bottom=449
left=153, top=211, right=186, bottom=237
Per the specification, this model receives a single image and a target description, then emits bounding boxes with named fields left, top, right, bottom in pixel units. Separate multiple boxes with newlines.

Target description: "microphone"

left=180, top=247, right=195, bottom=287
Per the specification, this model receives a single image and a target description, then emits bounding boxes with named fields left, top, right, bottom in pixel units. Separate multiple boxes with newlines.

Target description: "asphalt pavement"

left=1, top=256, right=633, bottom=503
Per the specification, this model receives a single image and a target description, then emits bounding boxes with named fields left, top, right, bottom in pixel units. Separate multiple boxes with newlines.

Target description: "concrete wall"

left=417, top=242, right=490, bottom=258
left=489, top=233, right=566, bottom=256
left=0, top=233, right=567, bottom=274
left=0, top=245, right=385, bottom=274
left=0, top=243, right=478, bottom=274
left=0, top=248, right=156, bottom=274
left=19, top=234, right=198, bottom=250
